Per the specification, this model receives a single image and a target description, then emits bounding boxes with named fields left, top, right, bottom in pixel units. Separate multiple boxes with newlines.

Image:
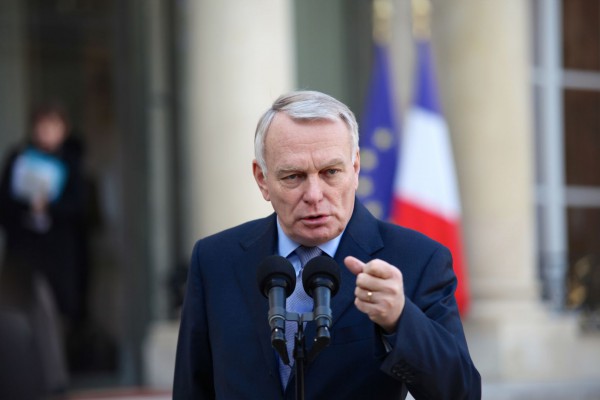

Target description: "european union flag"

left=357, top=44, right=400, bottom=220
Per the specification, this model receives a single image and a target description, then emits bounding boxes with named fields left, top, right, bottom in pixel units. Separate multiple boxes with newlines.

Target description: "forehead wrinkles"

left=269, top=136, right=348, bottom=171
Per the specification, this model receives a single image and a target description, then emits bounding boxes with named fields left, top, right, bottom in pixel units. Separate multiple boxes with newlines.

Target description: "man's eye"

left=325, top=169, right=339, bottom=175
left=282, top=174, right=298, bottom=181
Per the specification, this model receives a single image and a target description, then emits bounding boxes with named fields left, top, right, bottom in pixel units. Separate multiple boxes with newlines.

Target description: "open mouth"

left=302, top=214, right=328, bottom=224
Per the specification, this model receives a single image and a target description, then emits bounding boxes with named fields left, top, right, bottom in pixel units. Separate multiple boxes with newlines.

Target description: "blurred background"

left=0, top=0, right=599, bottom=399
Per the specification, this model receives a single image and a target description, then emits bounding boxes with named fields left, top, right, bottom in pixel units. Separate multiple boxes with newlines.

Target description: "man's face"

left=253, top=113, right=360, bottom=246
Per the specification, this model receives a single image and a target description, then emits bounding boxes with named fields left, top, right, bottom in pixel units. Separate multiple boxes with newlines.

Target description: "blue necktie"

left=279, top=246, right=322, bottom=388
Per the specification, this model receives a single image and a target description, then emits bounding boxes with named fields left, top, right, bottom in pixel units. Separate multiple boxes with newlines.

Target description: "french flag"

left=391, top=39, right=470, bottom=315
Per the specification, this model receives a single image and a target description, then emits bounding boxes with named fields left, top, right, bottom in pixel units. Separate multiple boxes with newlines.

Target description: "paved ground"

left=68, top=381, right=600, bottom=400
left=483, top=381, right=600, bottom=400
left=69, top=388, right=170, bottom=400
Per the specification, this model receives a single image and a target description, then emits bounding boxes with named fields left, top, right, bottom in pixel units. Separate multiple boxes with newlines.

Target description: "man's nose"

left=303, top=174, right=324, bottom=203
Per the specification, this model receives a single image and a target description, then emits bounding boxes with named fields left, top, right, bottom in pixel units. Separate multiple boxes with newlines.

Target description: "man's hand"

left=344, top=256, right=405, bottom=333
left=30, top=194, right=48, bottom=214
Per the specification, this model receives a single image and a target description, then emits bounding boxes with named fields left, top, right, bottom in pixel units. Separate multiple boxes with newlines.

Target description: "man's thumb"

left=344, top=256, right=365, bottom=276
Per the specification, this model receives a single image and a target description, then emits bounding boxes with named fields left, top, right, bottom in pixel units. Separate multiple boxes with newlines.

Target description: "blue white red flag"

left=391, top=39, right=471, bottom=315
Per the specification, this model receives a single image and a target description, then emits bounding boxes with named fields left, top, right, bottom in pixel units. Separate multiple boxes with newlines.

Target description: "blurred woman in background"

left=0, top=102, right=86, bottom=398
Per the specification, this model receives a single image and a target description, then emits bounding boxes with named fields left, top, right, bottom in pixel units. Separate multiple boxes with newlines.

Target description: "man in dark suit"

left=173, top=90, right=481, bottom=399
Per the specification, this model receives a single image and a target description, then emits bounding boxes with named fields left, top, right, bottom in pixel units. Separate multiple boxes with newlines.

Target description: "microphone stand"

left=284, top=311, right=331, bottom=400
left=283, top=311, right=306, bottom=400
left=293, top=316, right=306, bottom=400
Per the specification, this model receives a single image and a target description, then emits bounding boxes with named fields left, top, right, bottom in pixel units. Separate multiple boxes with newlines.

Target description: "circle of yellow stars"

left=358, top=127, right=395, bottom=219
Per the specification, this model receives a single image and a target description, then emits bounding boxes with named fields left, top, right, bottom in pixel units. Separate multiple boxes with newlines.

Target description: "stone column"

left=178, top=0, right=295, bottom=255
left=433, top=0, right=538, bottom=302
left=144, top=0, right=295, bottom=389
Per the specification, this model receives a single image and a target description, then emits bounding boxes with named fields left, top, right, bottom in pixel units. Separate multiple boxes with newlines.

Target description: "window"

left=533, top=0, right=600, bottom=328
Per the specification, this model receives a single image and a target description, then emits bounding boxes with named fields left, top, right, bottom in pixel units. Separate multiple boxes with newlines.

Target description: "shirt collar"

left=276, top=217, right=344, bottom=259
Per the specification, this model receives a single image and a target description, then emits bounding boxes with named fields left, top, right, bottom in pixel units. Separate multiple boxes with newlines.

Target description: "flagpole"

left=373, top=0, right=393, bottom=45
left=411, top=0, right=431, bottom=40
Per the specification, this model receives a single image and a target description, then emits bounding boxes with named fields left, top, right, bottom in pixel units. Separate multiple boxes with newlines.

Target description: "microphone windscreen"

left=302, top=256, right=341, bottom=296
left=256, top=255, right=296, bottom=297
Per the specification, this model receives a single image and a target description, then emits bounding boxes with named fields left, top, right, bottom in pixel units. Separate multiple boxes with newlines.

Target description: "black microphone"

left=302, top=255, right=340, bottom=359
left=256, top=255, right=296, bottom=365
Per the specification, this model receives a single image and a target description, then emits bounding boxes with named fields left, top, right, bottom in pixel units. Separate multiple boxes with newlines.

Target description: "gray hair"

left=254, top=90, right=359, bottom=174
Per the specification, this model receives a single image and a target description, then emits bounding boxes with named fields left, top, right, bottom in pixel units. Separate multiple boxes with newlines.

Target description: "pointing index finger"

left=363, top=260, right=395, bottom=280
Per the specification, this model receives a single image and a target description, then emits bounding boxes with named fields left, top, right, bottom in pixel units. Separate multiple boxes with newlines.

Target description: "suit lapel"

left=232, top=214, right=282, bottom=389
left=333, top=201, right=384, bottom=321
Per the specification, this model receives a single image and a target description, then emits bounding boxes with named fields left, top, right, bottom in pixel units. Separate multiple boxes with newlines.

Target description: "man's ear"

left=253, top=160, right=270, bottom=201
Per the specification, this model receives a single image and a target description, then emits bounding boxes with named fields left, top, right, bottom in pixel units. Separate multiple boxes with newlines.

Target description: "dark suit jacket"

left=173, top=201, right=481, bottom=399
